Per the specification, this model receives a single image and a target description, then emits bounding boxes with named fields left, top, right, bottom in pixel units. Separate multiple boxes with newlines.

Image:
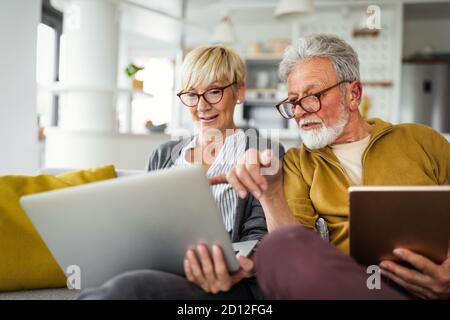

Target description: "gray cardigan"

left=147, top=131, right=285, bottom=243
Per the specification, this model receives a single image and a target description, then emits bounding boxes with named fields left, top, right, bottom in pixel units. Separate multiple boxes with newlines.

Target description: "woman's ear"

left=237, top=83, right=246, bottom=104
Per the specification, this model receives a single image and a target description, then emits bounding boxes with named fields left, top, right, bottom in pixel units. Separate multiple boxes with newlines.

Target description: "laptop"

left=349, top=185, right=450, bottom=267
left=20, top=166, right=241, bottom=290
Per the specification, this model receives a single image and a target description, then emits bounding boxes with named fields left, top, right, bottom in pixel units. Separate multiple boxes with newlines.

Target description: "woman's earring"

left=237, top=99, right=241, bottom=104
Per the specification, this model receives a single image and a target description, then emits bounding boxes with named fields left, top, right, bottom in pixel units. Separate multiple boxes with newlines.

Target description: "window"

left=36, top=23, right=56, bottom=128
left=37, top=0, right=63, bottom=129
left=118, top=57, right=174, bottom=134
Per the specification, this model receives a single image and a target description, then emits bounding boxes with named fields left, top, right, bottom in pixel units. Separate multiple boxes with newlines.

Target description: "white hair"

left=279, top=34, right=360, bottom=83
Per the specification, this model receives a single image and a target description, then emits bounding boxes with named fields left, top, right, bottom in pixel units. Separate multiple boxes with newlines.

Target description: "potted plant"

left=125, top=63, right=145, bottom=90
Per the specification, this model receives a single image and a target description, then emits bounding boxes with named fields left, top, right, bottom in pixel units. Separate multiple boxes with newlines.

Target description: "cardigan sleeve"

left=282, top=148, right=318, bottom=231
left=232, top=139, right=286, bottom=242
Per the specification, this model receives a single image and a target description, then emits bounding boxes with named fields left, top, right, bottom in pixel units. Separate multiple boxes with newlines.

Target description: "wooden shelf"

left=40, top=82, right=154, bottom=98
left=245, top=54, right=283, bottom=62
left=245, top=99, right=279, bottom=105
left=352, top=28, right=380, bottom=38
left=361, top=80, right=393, bottom=87
left=246, top=88, right=278, bottom=92
left=246, top=88, right=281, bottom=103
left=402, top=56, right=450, bottom=64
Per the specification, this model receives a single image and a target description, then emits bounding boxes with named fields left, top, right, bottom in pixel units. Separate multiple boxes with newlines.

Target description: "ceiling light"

left=274, top=0, right=315, bottom=19
left=210, top=16, right=236, bottom=45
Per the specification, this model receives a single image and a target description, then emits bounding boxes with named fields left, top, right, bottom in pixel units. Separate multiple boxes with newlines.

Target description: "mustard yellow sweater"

left=283, top=118, right=450, bottom=254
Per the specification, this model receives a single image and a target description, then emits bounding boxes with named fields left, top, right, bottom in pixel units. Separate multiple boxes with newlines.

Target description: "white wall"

left=45, top=129, right=170, bottom=170
left=0, top=0, right=41, bottom=175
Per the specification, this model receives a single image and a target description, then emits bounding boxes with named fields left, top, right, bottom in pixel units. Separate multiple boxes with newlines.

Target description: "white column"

left=53, top=0, right=120, bottom=132
left=0, top=0, right=41, bottom=174
left=117, top=29, right=132, bottom=133
left=45, top=0, right=175, bottom=169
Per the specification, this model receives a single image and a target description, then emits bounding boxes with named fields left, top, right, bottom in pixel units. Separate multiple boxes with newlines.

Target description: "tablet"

left=349, top=186, right=450, bottom=266
left=20, top=166, right=239, bottom=290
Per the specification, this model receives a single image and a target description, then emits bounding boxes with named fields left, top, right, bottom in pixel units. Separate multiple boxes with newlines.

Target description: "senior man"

left=210, top=34, right=450, bottom=299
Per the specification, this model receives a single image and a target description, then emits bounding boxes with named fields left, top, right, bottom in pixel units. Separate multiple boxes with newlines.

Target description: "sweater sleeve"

left=425, top=129, right=450, bottom=185
left=146, top=139, right=186, bottom=171
left=232, top=138, right=286, bottom=242
left=146, top=148, right=159, bottom=172
left=236, top=196, right=268, bottom=242
left=282, top=148, right=318, bottom=230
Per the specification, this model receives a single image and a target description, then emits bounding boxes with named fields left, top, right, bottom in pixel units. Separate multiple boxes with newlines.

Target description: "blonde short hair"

left=180, top=45, right=245, bottom=91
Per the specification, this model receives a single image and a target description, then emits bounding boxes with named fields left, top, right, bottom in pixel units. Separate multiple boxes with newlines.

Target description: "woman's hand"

left=184, top=244, right=254, bottom=294
left=380, top=248, right=450, bottom=299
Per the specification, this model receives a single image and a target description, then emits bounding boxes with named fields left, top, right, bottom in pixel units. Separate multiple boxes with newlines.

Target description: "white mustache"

left=299, top=118, right=323, bottom=126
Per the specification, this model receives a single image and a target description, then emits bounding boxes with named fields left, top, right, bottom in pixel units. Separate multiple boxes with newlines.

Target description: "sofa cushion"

left=0, top=165, right=116, bottom=292
left=0, top=288, right=80, bottom=300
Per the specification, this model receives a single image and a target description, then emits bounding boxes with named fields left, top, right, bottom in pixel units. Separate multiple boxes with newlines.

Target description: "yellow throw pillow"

left=0, top=165, right=116, bottom=292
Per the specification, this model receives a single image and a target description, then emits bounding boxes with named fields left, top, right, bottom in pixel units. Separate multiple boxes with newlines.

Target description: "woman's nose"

left=197, top=96, right=212, bottom=111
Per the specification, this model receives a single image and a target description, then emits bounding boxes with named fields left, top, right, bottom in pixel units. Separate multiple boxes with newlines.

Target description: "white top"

left=330, top=135, right=371, bottom=185
left=173, top=130, right=247, bottom=232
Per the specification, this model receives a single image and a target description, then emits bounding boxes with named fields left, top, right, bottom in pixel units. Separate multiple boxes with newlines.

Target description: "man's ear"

left=348, top=80, right=362, bottom=112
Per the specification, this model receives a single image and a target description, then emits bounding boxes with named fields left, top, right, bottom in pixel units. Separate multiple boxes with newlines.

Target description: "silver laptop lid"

left=21, top=166, right=239, bottom=290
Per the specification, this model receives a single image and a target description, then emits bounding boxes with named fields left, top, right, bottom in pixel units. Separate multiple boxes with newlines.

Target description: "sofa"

left=0, top=168, right=143, bottom=300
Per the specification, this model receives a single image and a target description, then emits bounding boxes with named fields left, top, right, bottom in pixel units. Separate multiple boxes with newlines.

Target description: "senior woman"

left=78, top=45, right=284, bottom=300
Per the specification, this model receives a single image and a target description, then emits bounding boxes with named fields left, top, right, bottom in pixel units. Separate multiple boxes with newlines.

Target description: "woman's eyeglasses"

left=177, top=82, right=236, bottom=107
left=275, top=80, right=351, bottom=119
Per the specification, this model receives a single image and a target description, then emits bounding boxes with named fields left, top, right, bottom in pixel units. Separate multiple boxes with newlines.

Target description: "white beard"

left=298, top=103, right=349, bottom=150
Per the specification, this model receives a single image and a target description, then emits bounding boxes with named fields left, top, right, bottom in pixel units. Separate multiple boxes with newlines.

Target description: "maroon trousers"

left=255, top=225, right=409, bottom=300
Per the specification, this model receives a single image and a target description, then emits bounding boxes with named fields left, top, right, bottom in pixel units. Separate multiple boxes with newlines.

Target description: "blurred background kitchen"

left=1, top=0, right=450, bottom=174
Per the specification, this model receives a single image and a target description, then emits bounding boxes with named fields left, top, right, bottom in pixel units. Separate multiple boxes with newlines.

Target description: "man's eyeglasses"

left=177, top=82, right=236, bottom=107
left=275, top=80, right=352, bottom=119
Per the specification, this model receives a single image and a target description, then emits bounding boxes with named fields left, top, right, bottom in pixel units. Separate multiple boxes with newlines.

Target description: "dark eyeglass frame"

left=177, top=82, right=236, bottom=107
left=275, top=80, right=352, bottom=119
